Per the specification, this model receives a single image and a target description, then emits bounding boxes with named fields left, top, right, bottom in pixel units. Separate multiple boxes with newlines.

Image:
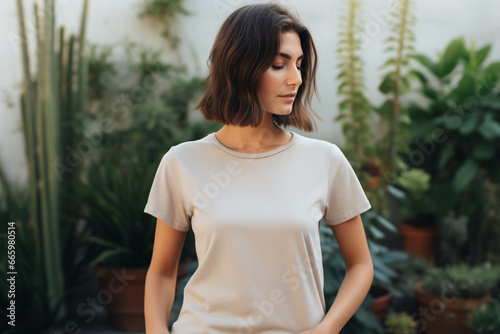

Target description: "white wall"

left=1, top=0, right=500, bottom=187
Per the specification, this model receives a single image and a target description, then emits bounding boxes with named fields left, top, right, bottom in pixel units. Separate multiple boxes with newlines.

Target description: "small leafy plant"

left=468, top=298, right=500, bottom=334
left=384, top=312, right=417, bottom=334
left=420, top=263, right=500, bottom=299
left=390, top=168, right=436, bottom=227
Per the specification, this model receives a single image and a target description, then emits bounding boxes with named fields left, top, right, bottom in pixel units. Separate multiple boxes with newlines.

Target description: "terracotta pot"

left=93, top=260, right=194, bottom=332
left=363, top=162, right=386, bottom=190
left=367, top=175, right=380, bottom=190
left=94, top=266, right=148, bottom=332
left=414, top=283, right=491, bottom=334
left=369, top=284, right=393, bottom=324
left=398, top=223, right=438, bottom=261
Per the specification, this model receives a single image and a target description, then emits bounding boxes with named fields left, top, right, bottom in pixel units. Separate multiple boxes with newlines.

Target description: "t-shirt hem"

left=325, top=201, right=372, bottom=226
left=144, top=203, right=190, bottom=232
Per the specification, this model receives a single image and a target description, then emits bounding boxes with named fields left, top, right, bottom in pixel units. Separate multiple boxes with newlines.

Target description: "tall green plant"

left=16, top=0, right=89, bottom=326
left=375, top=0, right=417, bottom=176
left=0, top=165, right=66, bottom=334
left=335, top=0, right=417, bottom=219
left=336, top=0, right=375, bottom=169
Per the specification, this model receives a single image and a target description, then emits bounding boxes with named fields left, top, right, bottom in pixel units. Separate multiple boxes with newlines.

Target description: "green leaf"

left=379, top=73, right=395, bottom=94
left=337, top=81, right=349, bottom=94
left=381, top=58, right=396, bottom=69
left=409, top=69, right=428, bottom=85
left=479, top=98, right=500, bottom=110
left=337, top=70, right=347, bottom=79
left=375, top=213, right=397, bottom=232
left=408, top=53, right=436, bottom=75
left=437, top=37, right=466, bottom=77
left=481, top=62, right=500, bottom=87
left=472, top=141, right=496, bottom=160
left=368, top=225, right=385, bottom=239
left=458, top=111, right=480, bottom=135
left=438, top=139, right=456, bottom=169
left=478, top=113, right=500, bottom=139
left=422, top=85, right=439, bottom=100
left=400, top=76, right=411, bottom=93
left=452, top=158, right=479, bottom=192
left=334, top=114, right=347, bottom=121
left=475, top=44, right=491, bottom=68
left=376, top=100, right=394, bottom=120
left=450, top=71, right=476, bottom=104
left=342, top=122, right=352, bottom=134
left=386, top=184, right=405, bottom=199
left=408, top=118, right=437, bottom=138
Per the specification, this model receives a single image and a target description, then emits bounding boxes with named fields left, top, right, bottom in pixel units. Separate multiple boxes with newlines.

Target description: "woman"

left=144, top=2, right=373, bottom=334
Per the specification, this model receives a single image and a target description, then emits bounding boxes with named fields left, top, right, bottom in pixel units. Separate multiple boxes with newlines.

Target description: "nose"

left=287, top=67, right=302, bottom=87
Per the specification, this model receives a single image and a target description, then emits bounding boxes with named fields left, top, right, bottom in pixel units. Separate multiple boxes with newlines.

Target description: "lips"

left=279, top=93, right=296, bottom=97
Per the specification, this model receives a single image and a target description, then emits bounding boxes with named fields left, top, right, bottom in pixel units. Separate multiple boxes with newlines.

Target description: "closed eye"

left=272, top=65, right=302, bottom=70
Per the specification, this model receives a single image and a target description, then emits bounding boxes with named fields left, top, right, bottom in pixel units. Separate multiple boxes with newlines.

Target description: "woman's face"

left=256, top=31, right=303, bottom=118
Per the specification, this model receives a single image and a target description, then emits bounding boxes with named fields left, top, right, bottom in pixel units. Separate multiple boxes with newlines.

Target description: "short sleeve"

left=324, top=144, right=372, bottom=225
left=144, top=146, right=191, bottom=232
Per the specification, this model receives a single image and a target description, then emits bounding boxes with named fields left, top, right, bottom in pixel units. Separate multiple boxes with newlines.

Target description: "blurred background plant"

left=468, top=298, right=500, bottom=334
left=389, top=168, right=436, bottom=227
left=87, top=44, right=116, bottom=101
left=420, top=263, right=500, bottom=299
left=138, top=0, right=191, bottom=49
left=335, top=0, right=419, bottom=236
left=384, top=312, right=417, bottom=334
left=405, top=37, right=500, bottom=266
left=373, top=0, right=416, bottom=180
left=335, top=0, right=376, bottom=178
left=3, top=0, right=500, bottom=332
left=0, top=1, right=99, bottom=333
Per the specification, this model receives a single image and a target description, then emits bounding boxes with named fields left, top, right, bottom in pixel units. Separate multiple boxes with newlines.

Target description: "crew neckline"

left=209, top=131, right=298, bottom=159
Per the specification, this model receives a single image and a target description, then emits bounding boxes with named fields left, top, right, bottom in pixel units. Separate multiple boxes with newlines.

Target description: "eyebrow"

left=277, top=52, right=304, bottom=61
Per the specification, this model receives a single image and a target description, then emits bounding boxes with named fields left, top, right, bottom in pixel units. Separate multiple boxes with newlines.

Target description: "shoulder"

left=293, top=132, right=341, bottom=157
left=161, top=134, right=213, bottom=161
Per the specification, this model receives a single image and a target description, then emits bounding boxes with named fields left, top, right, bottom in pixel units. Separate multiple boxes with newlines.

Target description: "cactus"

left=16, top=0, right=89, bottom=323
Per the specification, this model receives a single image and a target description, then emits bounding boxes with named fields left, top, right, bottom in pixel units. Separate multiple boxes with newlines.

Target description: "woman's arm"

left=301, top=214, right=373, bottom=334
left=145, top=218, right=188, bottom=334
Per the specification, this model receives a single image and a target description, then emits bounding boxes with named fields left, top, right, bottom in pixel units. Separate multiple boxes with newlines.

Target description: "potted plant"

left=369, top=283, right=394, bottom=324
left=384, top=312, right=417, bottom=334
left=80, top=157, right=197, bottom=332
left=79, top=158, right=158, bottom=332
left=367, top=237, right=408, bottom=325
left=389, top=168, right=438, bottom=261
left=414, top=263, right=500, bottom=334
left=406, top=36, right=500, bottom=265
left=467, top=298, right=500, bottom=334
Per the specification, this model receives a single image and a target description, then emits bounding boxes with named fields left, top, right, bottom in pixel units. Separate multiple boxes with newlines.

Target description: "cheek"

left=258, top=71, right=280, bottom=96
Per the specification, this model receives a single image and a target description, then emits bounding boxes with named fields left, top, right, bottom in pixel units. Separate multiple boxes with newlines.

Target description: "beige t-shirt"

left=144, top=130, right=371, bottom=334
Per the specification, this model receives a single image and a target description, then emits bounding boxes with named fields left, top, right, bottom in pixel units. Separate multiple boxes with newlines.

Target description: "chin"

left=275, top=109, right=293, bottom=116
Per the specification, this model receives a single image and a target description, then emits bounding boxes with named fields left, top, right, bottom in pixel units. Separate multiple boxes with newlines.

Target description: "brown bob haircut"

left=194, top=2, right=323, bottom=132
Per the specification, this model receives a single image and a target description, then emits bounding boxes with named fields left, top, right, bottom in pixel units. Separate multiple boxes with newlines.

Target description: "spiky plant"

left=336, top=0, right=375, bottom=168
left=375, top=0, right=417, bottom=176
